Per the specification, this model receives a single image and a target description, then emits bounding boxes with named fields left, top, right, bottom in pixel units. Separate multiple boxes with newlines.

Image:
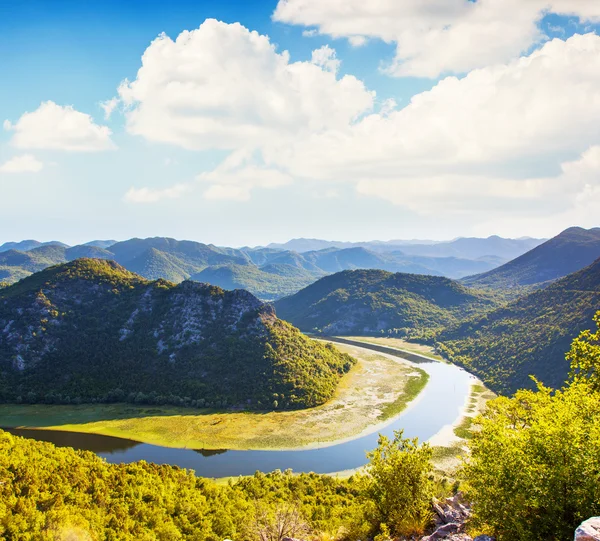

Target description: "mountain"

left=0, top=237, right=506, bottom=299
left=438, top=257, right=600, bottom=394
left=84, top=240, right=117, bottom=249
left=0, top=245, right=113, bottom=283
left=462, top=227, right=600, bottom=292
left=0, top=240, right=68, bottom=253
left=396, top=236, right=545, bottom=260
left=274, top=269, right=500, bottom=337
left=267, top=236, right=545, bottom=259
left=0, top=259, right=355, bottom=410
left=191, top=263, right=323, bottom=301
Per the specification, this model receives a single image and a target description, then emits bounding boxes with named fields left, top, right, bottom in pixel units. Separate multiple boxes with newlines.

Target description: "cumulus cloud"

left=116, top=20, right=600, bottom=232
left=124, top=184, right=189, bottom=203
left=117, top=19, right=374, bottom=151
left=276, top=34, right=600, bottom=181
left=311, top=45, right=340, bottom=73
left=5, top=101, right=115, bottom=152
left=273, top=0, right=600, bottom=77
left=0, top=154, right=44, bottom=174
left=198, top=150, right=293, bottom=201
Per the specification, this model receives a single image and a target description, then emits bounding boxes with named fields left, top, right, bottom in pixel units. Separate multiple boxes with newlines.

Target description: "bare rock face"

left=575, top=518, right=600, bottom=541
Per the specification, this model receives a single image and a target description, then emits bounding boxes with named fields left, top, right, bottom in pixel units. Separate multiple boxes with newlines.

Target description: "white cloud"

left=276, top=34, right=600, bottom=181
left=348, top=36, right=368, bottom=48
left=116, top=20, right=600, bottom=232
left=124, top=184, right=189, bottom=203
left=273, top=0, right=600, bottom=77
left=198, top=150, right=293, bottom=201
left=100, top=97, right=119, bottom=120
left=117, top=19, right=374, bottom=151
left=311, top=45, right=340, bottom=73
left=0, top=154, right=44, bottom=174
left=6, top=101, right=115, bottom=152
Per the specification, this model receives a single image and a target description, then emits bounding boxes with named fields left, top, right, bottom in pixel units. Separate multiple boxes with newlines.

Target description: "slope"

left=274, top=269, right=499, bottom=337
left=438, top=257, right=600, bottom=394
left=0, top=259, right=355, bottom=410
left=462, top=227, right=600, bottom=291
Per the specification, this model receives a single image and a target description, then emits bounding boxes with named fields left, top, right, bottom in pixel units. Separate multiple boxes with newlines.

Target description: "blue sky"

left=1, top=0, right=599, bottom=246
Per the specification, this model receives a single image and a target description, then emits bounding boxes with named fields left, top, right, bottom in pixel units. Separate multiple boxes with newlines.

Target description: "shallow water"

left=5, top=351, right=474, bottom=477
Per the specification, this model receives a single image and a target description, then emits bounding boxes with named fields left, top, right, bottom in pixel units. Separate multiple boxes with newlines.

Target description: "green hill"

left=0, top=259, right=355, bottom=409
left=462, top=227, right=600, bottom=292
left=191, top=263, right=322, bottom=301
left=438, top=257, right=600, bottom=394
left=274, top=269, right=500, bottom=337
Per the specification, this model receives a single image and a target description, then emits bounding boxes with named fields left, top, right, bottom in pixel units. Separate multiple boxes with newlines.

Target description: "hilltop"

left=274, top=269, right=500, bottom=337
left=0, top=259, right=355, bottom=409
left=438, top=256, right=600, bottom=393
left=462, top=227, right=600, bottom=292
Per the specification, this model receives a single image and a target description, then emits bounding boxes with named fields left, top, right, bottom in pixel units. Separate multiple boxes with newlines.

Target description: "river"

left=6, top=340, right=475, bottom=477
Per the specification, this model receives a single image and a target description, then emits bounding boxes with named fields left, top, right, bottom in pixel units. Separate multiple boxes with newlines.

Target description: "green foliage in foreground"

left=0, top=259, right=355, bottom=410
left=462, top=315, right=600, bottom=540
left=365, top=431, right=434, bottom=537
left=0, top=428, right=441, bottom=541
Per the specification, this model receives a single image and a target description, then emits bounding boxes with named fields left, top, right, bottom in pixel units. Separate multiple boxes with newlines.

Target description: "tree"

left=568, top=311, right=600, bottom=391
left=251, top=502, right=310, bottom=541
left=363, top=430, right=434, bottom=537
left=462, top=316, right=600, bottom=541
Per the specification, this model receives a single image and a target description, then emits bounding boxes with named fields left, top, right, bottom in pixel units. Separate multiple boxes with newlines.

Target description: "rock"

left=433, top=492, right=472, bottom=525
left=422, top=522, right=463, bottom=540
left=575, top=517, right=600, bottom=540
left=473, top=536, right=495, bottom=541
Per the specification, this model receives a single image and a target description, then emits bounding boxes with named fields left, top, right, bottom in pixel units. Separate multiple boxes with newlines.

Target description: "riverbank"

left=0, top=341, right=429, bottom=451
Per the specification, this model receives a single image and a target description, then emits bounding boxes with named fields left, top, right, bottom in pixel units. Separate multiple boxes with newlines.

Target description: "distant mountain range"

left=0, top=235, right=544, bottom=300
left=0, top=259, right=354, bottom=409
left=462, top=227, right=600, bottom=293
left=439, top=255, right=600, bottom=394
left=274, top=269, right=500, bottom=336
left=267, top=236, right=545, bottom=260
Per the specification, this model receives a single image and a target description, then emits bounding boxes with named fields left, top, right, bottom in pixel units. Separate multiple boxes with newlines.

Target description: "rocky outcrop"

left=575, top=518, right=600, bottom=540
left=420, top=493, right=494, bottom=541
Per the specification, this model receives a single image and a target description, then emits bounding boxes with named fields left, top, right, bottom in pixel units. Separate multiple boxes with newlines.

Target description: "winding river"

left=6, top=340, right=475, bottom=477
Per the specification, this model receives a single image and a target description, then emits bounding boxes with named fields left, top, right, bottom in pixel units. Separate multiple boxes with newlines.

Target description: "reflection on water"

left=195, top=449, right=228, bottom=457
left=4, top=349, right=475, bottom=478
left=4, top=427, right=141, bottom=453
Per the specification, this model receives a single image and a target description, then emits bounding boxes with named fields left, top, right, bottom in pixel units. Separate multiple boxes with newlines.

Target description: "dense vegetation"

left=0, top=428, right=438, bottom=541
left=437, top=257, right=600, bottom=394
left=0, top=259, right=355, bottom=410
left=463, top=316, right=600, bottom=540
left=275, top=269, right=500, bottom=337
left=462, top=226, right=600, bottom=293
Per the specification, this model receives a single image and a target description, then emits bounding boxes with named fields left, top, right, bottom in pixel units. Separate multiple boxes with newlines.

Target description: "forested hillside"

left=438, top=257, right=600, bottom=393
left=0, top=259, right=355, bottom=409
left=462, top=227, right=600, bottom=292
left=275, top=269, right=499, bottom=337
